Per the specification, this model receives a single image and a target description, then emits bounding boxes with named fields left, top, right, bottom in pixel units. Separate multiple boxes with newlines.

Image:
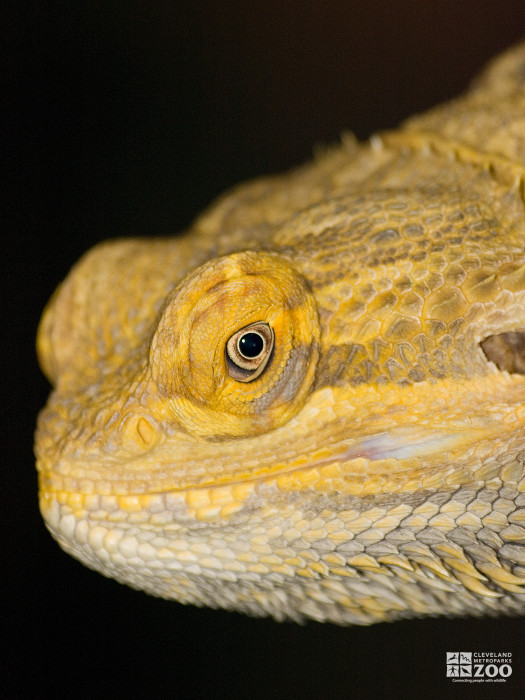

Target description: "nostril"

left=121, top=414, right=161, bottom=453
left=480, top=331, right=525, bottom=374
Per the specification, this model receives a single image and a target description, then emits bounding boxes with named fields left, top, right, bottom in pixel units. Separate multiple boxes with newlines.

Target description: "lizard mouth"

left=37, top=370, right=525, bottom=521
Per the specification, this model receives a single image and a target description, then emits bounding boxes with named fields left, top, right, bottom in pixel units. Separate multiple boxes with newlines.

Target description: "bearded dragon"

left=35, top=43, right=525, bottom=624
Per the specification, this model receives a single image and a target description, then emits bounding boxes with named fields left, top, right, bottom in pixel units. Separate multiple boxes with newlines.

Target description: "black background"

left=5, top=2, right=525, bottom=698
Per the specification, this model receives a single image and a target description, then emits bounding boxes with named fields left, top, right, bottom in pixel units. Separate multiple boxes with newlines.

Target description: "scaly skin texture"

left=36, top=44, right=525, bottom=624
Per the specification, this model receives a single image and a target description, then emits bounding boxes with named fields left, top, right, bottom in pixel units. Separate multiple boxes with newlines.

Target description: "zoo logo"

left=446, top=652, right=512, bottom=682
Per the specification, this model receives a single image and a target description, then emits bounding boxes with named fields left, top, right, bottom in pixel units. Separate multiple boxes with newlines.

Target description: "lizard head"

left=35, top=42, right=525, bottom=623
left=34, top=179, right=525, bottom=622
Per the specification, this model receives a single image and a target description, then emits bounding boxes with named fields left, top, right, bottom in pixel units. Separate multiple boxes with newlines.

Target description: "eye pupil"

left=238, top=332, right=264, bottom=358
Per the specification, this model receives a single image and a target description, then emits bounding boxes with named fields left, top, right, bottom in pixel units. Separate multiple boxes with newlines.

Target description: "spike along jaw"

left=148, top=251, right=320, bottom=439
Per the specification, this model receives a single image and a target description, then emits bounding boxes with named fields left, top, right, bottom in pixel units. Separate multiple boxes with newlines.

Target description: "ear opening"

left=480, top=331, right=525, bottom=374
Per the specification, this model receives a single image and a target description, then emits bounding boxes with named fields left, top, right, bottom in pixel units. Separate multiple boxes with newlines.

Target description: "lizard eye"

left=149, top=251, right=320, bottom=438
left=226, top=322, right=274, bottom=381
